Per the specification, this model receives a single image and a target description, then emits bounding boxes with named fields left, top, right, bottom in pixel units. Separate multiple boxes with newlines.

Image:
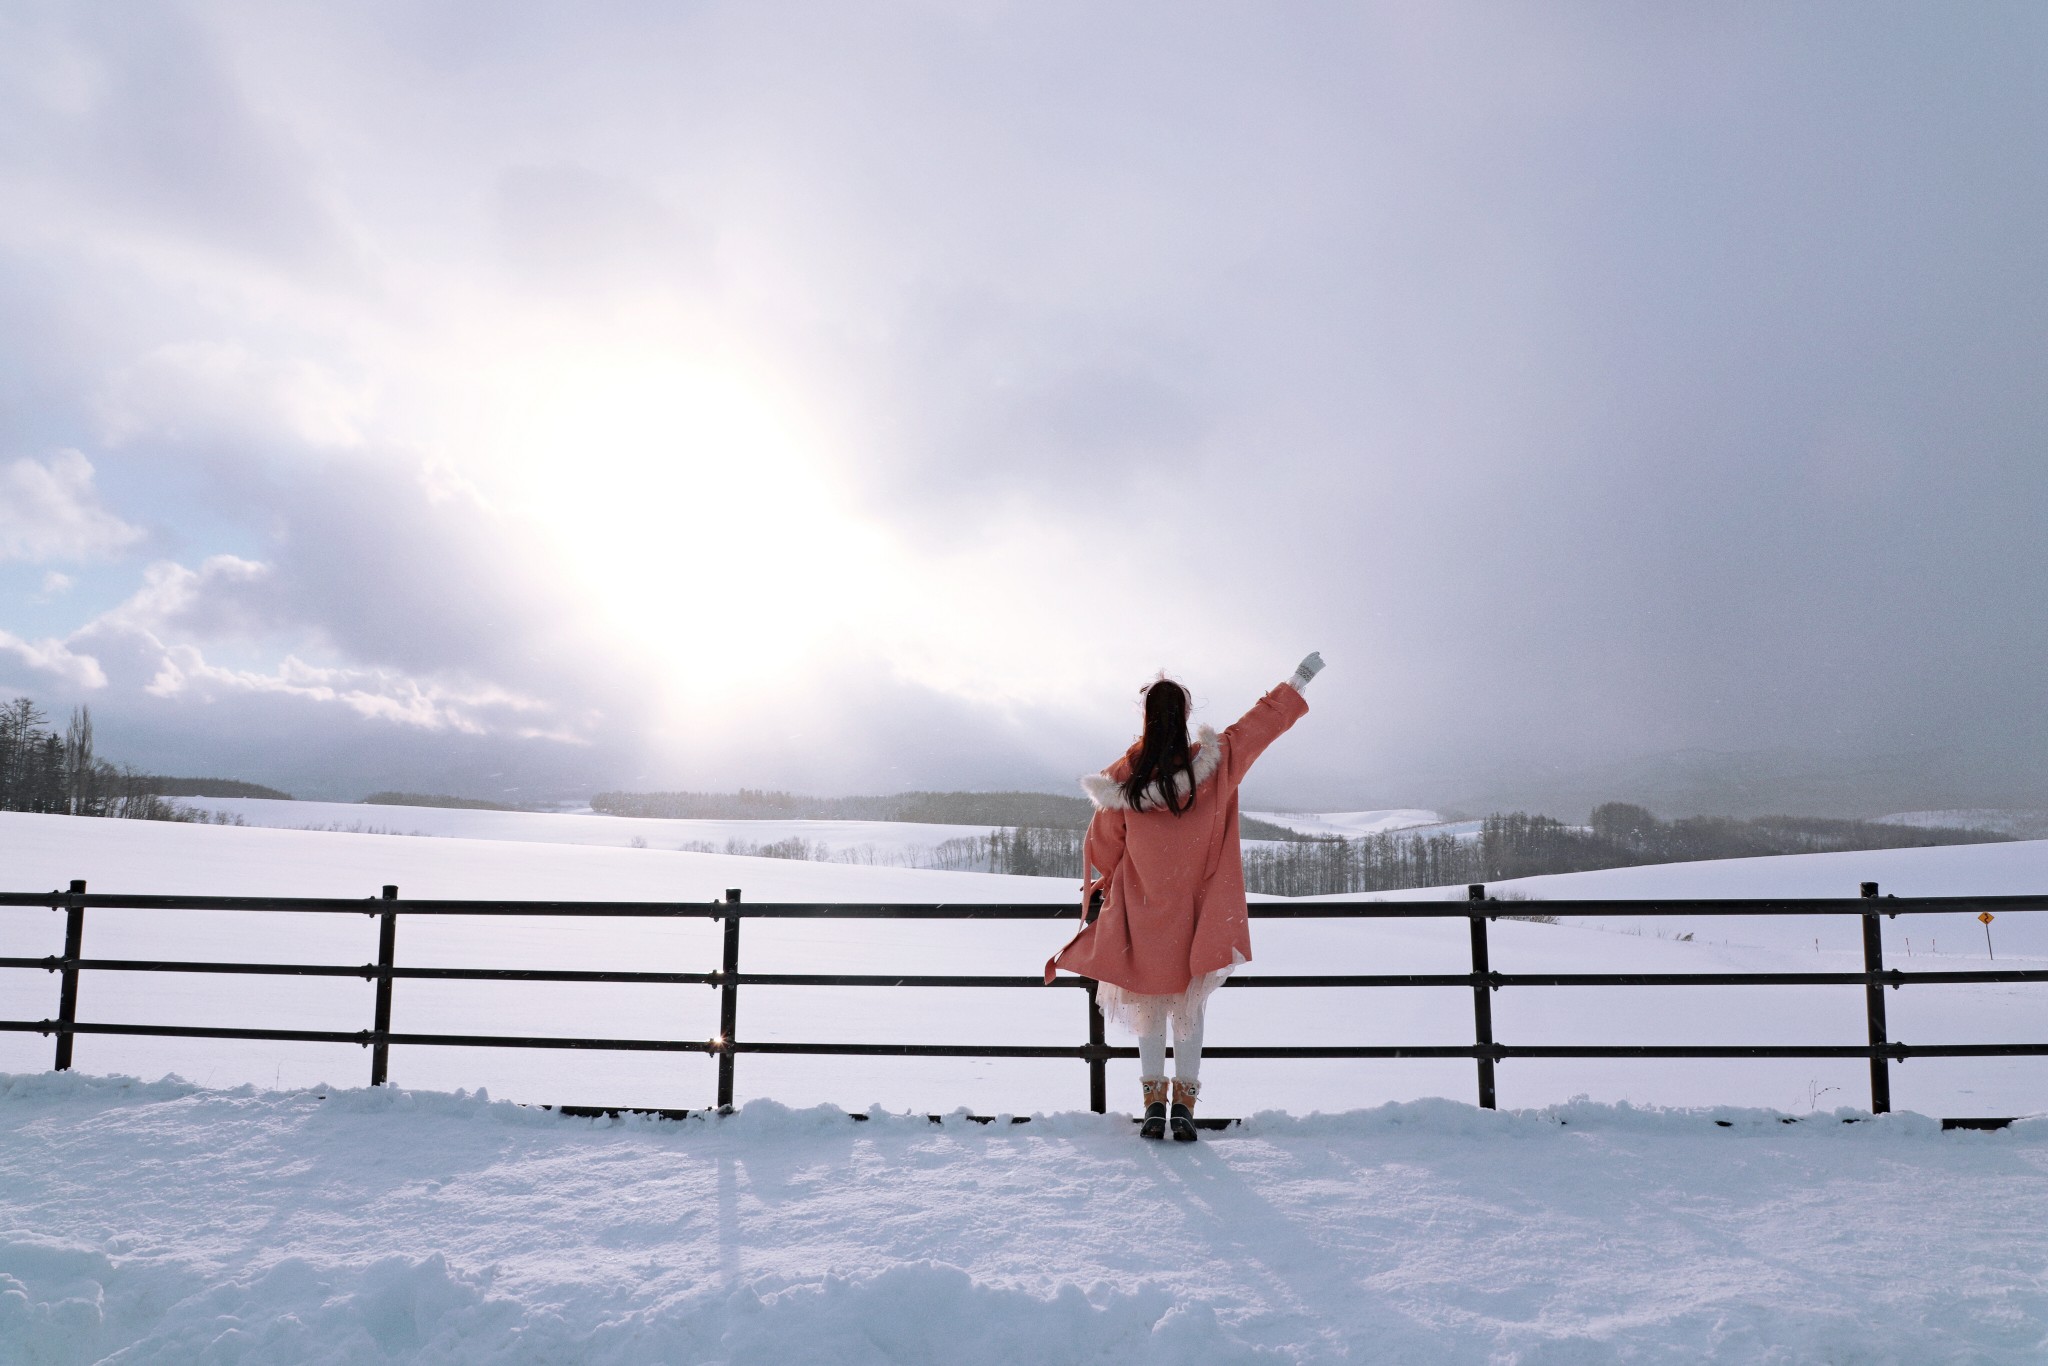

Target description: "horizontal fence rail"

left=3, top=881, right=2047, bottom=1115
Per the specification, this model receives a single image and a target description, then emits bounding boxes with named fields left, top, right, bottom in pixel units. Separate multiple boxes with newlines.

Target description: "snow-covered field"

left=176, top=797, right=1003, bottom=866
left=4, top=810, right=2048, bottom=1122
left=4, top=811, right=2047, bottom=1117
left=6, top=812, right=2048, bottom=1361
left=3, top=1073, right=2044, bottom=1363
left=176, top=797, right=1450, bottom=850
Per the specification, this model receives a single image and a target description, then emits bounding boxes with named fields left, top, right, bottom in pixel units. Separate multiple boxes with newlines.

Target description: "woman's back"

left=1052, top=681, right=1310, bottom=996
left=1043, top=654, right=1325, bottom=1139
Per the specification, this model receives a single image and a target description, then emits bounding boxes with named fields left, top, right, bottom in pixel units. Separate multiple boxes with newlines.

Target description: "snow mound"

left=5, top=1075, right=2048, bottom=1362
left=0, top=1247, right=1265, bottom=1366
left=0, top=1069, right=202, bottom=1105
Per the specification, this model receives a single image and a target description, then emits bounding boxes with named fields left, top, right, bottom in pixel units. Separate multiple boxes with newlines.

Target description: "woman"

left=1045, top=652, right=1325, bottom=1140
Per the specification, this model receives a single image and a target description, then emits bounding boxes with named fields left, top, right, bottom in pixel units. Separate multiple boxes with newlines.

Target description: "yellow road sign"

left=1979, top=911, right=1995, bottom=925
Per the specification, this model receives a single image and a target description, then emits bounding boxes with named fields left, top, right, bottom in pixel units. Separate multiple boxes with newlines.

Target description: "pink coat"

left=1044, top=683, right=1309, bottom=995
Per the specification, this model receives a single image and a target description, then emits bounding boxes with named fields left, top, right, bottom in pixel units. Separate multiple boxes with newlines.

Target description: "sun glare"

left=482, top=353, right=888, bottom=693
left=439, top=337, right=1127, bottom=729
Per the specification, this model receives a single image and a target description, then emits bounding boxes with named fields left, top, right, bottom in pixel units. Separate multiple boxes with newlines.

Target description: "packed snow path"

left=2, top=1072, right=2044, bottom=1363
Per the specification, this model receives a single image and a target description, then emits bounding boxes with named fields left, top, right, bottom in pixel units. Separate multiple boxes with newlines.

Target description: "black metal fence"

left=4, top=880, right=2047, bottom=1116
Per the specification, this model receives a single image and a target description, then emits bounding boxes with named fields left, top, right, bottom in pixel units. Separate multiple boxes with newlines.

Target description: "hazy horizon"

left=5, top=4, right=2045, bottom=819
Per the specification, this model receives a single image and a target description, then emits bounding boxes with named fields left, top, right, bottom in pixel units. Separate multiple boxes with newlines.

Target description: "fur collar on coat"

left=1079, top=724, right=1221, bottom=811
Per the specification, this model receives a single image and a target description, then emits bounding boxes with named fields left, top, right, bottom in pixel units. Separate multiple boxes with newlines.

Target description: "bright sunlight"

left=481, top=351, right=891, bottom=693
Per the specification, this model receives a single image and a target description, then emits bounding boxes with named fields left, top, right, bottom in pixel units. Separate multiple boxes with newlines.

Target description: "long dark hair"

left=1123, top=678, right=1196, bottom=814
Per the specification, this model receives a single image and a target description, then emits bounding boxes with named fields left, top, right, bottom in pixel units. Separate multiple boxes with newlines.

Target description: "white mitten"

left=1289, top=651, right=1326, bottom=691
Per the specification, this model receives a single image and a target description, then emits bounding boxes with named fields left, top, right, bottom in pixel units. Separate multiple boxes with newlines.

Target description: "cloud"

left=79, top=554, right=284, bottom=643
left=492, top=162, right=709, bottom=297
left=0, top=628, right=106, bottom=689
left=3, top=6, right=2047, bottom=810
left=0, top=450, right=144, bottom=563
left=0, top=3, right=344, bottom=271
left=98, top=341, right=369, bottom=450
left=40, top=546, right=608, bottom=796
left=140, top=645, right=549, bottom=736
left=71, top=551, right=575, bottom=735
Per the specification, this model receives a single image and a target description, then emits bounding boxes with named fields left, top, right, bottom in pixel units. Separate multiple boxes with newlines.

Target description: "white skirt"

left=1092, top=950, right=1245, bottom=1037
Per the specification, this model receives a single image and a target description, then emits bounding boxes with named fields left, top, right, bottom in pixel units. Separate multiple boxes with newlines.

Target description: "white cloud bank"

left=0, top=628, right=106, bottom=688
left=2, top=4, right=2046, bottom=809
left=0, top=450, right=143, bottom=563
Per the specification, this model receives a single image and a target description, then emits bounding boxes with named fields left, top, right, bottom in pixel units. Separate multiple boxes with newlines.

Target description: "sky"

left=2, top=2, right=2045, bottom=813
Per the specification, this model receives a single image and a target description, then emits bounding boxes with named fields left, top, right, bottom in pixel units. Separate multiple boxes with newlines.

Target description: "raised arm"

left=1221, top=652, right=1324, bottom=784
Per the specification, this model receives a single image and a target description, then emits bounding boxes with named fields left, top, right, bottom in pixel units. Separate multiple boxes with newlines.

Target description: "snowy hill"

left=1342, top=836, right=2048, bottom=957
left=176, top=795, right=1005, bottom=864
left=178, top=796, right=1464, bottom=857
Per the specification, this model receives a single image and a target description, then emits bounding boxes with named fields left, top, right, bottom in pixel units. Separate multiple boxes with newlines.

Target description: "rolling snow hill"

left=175, top=796, right=1001, bottom=864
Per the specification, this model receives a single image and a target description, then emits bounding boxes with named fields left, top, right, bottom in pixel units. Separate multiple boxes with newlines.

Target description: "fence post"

left=717, top=888, right=741, bottom=1111
left=53, top=879, right=86, bottom=1071
left=370, top=885, right=398, bottom=1086
left=1860, top=880, right=1890, bottom=1114
left=1081, top=889, right=1107, bottom=1113
left=1085, top=980, right=1108, bottom=1113
left=1468, top=884, right=1497, bottom=1110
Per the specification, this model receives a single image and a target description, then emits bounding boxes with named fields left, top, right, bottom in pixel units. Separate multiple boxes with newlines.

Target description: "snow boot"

left=1170, top=1078, right=1201, bottom=1142
left=1139, top=1078, right=1170, bottom=1140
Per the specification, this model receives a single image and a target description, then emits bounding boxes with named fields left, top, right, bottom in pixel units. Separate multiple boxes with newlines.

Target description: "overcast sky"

left=2, top=3, right=2044, bottom=811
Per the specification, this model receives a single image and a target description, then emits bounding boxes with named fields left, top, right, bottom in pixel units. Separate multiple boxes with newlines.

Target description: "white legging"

left=1137, top=1004, right=1205, bottom=1084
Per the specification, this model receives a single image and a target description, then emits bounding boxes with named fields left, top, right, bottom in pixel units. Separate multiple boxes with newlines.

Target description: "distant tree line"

left=1242, top=827, right=1485, bottom=897
left=363, top=791, right=518, bottom=811
left=920, top=826, right=1088, bottom=876
left=591, top=788, right=1302, bottom=840
left=1240, top=803, right=2010, bottom=897
left=601, top=790, right=2010, bottom=890
left=0, top=697, right=242, bottom=823
left=140, top=777, right=293, bottom=800
left=1501, top=803, right=2006, bottom=877
left=657, top=826, right=1088, bottom=873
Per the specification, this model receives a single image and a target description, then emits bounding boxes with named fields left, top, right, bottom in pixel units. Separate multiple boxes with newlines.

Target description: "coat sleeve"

left=1047, top=805, right=1129, bottom=984
left=1081, top=805, right=1127, bottom=910
left=1222, top=682, right=1310, bottom=787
